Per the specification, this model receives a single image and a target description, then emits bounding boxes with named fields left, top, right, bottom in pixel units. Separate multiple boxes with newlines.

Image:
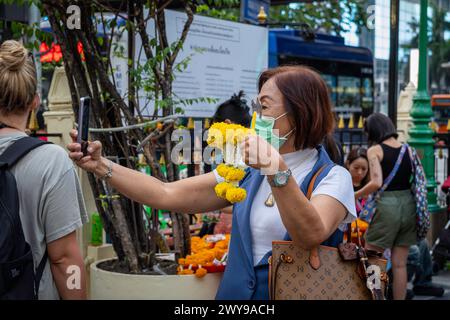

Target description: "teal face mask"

left=254, top=112, right=295, bottom=149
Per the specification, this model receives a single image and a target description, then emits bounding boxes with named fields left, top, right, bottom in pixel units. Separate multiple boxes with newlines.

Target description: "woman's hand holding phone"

left=68, top=129, right=105, bottom=175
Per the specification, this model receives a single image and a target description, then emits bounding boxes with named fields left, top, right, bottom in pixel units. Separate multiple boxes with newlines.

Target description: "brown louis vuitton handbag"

left=269, top=167, right=388, bottom=300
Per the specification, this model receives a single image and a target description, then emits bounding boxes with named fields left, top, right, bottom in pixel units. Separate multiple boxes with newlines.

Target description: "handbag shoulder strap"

left=405, top=144, right=421, bottom=175
left=304, top=165, right=328, bottom=270
left=306, top=166, right=327, bottom=199
left=378, top=144, right=407, bottom=193
left=283, top=162, right=334, bottom=242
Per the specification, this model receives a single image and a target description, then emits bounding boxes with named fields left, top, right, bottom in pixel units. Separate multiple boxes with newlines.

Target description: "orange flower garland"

left=177, top=234, right=230, bottom=277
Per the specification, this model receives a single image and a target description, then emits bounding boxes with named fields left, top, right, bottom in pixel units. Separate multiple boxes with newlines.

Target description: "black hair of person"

left=323, top=133, right=344, bottom=166
left=212, top=91, right=251, bottom=127
left=364, top=112, right=399, bottom=146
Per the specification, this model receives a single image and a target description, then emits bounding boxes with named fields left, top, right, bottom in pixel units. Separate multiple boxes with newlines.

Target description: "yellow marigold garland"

left=208, top=122, right=254, bottom=204
left=214, top=178, right=247, bottom=203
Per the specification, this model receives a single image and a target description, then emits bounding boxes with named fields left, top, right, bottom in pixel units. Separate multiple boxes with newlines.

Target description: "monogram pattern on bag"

left=272, top=244, right=387, bottom=300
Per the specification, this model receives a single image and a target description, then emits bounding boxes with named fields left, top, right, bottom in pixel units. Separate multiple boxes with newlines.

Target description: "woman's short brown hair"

left=258, top=65, right=334, bottom=149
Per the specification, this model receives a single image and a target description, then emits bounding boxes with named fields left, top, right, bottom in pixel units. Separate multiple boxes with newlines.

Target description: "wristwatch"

left=268, top=168, right=292, bottom=187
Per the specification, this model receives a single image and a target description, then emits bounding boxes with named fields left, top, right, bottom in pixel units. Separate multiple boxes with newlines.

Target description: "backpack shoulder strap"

left=0, top=137, right=51, bottom=168
left=34, top=249, right=48, bottom=298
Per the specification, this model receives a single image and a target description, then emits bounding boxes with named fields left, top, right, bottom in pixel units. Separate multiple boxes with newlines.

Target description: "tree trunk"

left=170, top=213, right=191, bottom=257
left=111, top=196, right=139, bottom=273
left=41, top=0, right=197, bottom=273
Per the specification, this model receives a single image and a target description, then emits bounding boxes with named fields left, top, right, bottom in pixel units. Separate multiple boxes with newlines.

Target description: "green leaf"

left=175, top=107, right=185, bottom=114
left=109, top=19, right=117, bottom=29
left=150, top=38, right=157, bottom=47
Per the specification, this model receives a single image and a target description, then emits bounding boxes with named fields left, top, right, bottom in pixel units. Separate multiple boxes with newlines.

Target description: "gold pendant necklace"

left=264, top=193, right=275, bottom=207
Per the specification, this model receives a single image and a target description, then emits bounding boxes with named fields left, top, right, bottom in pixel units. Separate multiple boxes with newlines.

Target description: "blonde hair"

left=0, top=40, right=37, bottom=115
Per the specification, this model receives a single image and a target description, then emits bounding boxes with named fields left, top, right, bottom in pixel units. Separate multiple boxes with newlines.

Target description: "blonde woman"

left=0, top=40, right=87, bottom=299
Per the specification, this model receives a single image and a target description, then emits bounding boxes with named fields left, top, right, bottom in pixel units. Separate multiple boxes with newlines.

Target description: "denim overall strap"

left=216, top=167, right=265, bottom=300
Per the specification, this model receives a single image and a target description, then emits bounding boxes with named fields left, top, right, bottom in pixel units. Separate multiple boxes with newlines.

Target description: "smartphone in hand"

left=77, top=96, right=91, bottom=156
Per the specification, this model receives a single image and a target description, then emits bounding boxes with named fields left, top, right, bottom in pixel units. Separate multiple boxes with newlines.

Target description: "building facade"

left=358, top=0, right=450, bottom=114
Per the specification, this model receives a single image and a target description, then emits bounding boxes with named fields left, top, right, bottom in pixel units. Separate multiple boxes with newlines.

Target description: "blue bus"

left=269, top=29, right=374, bottom=149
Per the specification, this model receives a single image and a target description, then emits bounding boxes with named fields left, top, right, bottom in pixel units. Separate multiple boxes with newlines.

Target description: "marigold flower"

left=226, top=187, right=247, bottom=204
left=216, top=164, right=232, bottom=179
left=207, top=124, right=226, bottom=147
left=214, top=182, right=233, bottom=199
left=195, top=267, right=208, bottom=278
left=208, top=123, right=255, bottom=147
left=214, top=249, right=226, bottom=260
left=215, top=241, right=228, bottom=250
left=231, top=127, right=252, bottom=144
left=225, top=167, right=246, bottom=181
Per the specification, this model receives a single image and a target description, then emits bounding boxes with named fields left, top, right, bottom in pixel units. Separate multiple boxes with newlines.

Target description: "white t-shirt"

left=214, top=148, right=356, bottom=265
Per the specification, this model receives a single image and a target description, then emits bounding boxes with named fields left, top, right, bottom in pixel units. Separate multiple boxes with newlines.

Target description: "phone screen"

left=78, top=97, right=91, bottom=154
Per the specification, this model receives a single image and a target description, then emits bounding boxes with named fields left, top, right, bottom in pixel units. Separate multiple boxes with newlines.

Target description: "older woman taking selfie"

left=68, top=65, right=356, bottom=300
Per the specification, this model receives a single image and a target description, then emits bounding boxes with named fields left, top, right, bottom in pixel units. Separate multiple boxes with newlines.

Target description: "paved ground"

left=411, top=270, right=450, bottom=300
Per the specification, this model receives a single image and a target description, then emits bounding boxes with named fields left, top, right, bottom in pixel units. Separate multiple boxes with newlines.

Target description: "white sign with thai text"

left=135, top=10, right=268, bottom=118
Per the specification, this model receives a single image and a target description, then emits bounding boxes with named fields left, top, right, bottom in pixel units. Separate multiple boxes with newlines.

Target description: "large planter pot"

left=90, top=258, right=223, bottom=300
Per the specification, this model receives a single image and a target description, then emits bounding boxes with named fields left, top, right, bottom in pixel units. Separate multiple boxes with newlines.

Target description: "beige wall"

left=396, top=82, right=416, bottom=143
